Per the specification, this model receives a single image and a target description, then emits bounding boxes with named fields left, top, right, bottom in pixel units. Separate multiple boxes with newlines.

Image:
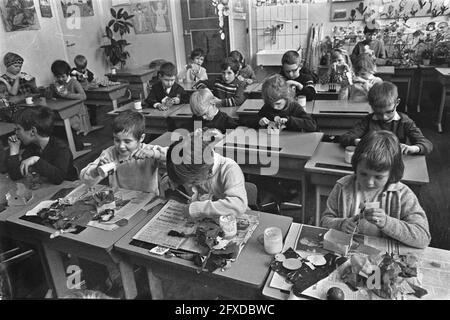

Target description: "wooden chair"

left=245, top=182, right=259, bottom=211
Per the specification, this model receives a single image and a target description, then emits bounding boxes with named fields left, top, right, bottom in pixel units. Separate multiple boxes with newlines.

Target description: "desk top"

left=376, top=66, right=395, bottom=75
left=315, top=83, right=342, bottom=93
left=237, top=99, right=313, bottom=115
left=17, top=98, right=83, bottom=112
left=170, top=104, right=239, bottom=119
left=108, top=102, right=184, bottom=119
left=0, top=122, right=15, bottom=136
left=215, top=127, right=323, bottom=160
left=106, top=68, right=156, bottom=77
left=114, top=208, right=293, bottom=293
left=244, top=82, right=263, bottom=93
left=84, top=83, right=128, bottom=93
left=436, top=68, right=450, bottom=77
left=312, top=100, right=371, bottom=116
left=263, top=222, right=450, bottom=300
left=304, top=142, right=429, bottom=185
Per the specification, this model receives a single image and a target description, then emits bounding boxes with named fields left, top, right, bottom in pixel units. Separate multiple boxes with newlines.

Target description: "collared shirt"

left=372, top=111, right=401, bottom=122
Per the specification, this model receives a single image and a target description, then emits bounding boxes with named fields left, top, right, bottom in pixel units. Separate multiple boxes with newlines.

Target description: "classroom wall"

left=0, top=0, right=177, bottom=87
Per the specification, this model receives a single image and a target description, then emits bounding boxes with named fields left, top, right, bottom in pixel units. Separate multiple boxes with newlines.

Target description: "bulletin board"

left=330, top=0, right=450, bottom=22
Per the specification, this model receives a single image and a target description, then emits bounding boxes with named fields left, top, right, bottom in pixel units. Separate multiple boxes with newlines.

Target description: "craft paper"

left=0, top=0, right=41, bottom=32
left=61, top=0, right=94, bottom=18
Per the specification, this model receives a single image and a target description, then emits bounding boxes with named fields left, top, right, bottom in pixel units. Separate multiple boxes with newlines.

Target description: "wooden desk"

left=178, top=81, right=196, bottom=94
left=114, top=209, right=293, bottom=299
left=84, top=83, right=129, bottom=111
left=416, top=65, right=436, bottom=113
left=108, top=102, right=184, bottom=135
left=312, top=100, right=371, bottom=129
left=0, top=122, right=15, bottom=136
left=436, top=68, right=450, bottom=133
left=244, top=82, right=263, bottom=99
left=391, top=65, right=418, bottom=113
left=17, top=99, right=91, bottom=159
left=263, top=223, right=450, bottom=300
left=215, top=128, right=323, bottom=221
left=304, top=142, right=430, bottom=225
left=106, top=68, right=156, bottom=99
left=375, top=66, right=395, bottom=81
left=168, top=104, right=239, bottom=131
left=5, top=183, right=155, bottom=298
left=314, top=84, right=341, bottom=100
left=236, top=99, right=314, bottom=125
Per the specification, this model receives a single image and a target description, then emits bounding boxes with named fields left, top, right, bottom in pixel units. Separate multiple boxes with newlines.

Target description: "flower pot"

left=422, top=59, right=430, bottom=66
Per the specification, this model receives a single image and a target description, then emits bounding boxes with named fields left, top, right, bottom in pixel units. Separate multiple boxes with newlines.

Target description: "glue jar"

left=219, top=215, right=237, bottom=238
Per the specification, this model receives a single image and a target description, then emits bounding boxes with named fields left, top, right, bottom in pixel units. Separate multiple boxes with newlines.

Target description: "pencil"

left=176, top=189, right=191, bottom=201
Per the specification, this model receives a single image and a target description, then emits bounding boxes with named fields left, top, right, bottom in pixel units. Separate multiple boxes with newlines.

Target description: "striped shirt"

left=213, top=78, right=246, bottom=108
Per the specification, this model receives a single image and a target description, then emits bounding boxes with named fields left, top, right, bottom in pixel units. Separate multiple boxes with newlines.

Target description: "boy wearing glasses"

left=279, top=50, right=316, bottom=101
left=341, top=81, right=433, bottom=155
left=351, top=26, right=386, bottom=65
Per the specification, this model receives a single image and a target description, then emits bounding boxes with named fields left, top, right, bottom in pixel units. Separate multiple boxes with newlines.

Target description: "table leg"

left=118, top=260, right=137, bottom=299
left=112, top=99, right=118, bottom=111
left=315, top=185, right=321, bottom=227
left=42, top=244, right=69, bottom=298
left=417, top=74, right=423, bottom=113
left=437, top=82, right=447, bottom=133
left=142, top=84, right=148, bottom=99
left=63, top=119, right=91, bottom=159
left=301, top=174, right=306, bottom=223
left=146, top=267, right=164, bottom=299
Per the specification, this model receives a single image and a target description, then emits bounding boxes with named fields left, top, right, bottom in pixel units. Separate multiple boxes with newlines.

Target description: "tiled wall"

left=254, top=3, right=308, bottom=51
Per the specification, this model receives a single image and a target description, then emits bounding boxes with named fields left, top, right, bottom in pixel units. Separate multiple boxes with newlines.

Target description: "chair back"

left=245, top=182, right=259, bottom=211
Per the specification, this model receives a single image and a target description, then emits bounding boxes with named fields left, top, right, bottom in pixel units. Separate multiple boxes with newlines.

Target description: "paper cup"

left=219, top=215, right=237, bottom=238
left=344, top=146, right=356, bottom=164
left=134, top=101, right=142, bottom=111
left=25, top=97, right=33, bottom=105
left=98, top=162, right=116, bottom=178
left=297, top=95, right=306, bottom=107
left=264, top=227, right=283, bottom=255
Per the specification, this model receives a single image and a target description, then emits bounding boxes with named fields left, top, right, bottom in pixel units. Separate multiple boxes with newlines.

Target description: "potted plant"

left=101, top=8, right=134, bottom=70
left=421, top=49, right=433, bottom=66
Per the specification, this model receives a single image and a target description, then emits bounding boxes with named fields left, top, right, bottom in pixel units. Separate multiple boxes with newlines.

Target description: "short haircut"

left=166, top=132, right=214, bottom=185
left=353, top=53, right=376, bottom=75
left=220, top=57, right=240, bottom=74
left=190, top=88, right=215, bottom=115
left=351, top=130, right=404, bottom=184
left=51, top=60, right=71, bottom=76
left=190, top=48, right=205, bottom=60
left=112, top=110, right=145, bottom=140
left=74, top=55, right=88, bottom=68
left=14, top=106, right=54, bottom=137
left=229, top=50, right=245, bottom=67
left=368, top=81, right=398, bottom=110
left=281, top=50, right=300, bottom=65
left=159, top=62, right=177, bottom=77
left=261, top=74, right=293, bottom=105
left=364, top=26, right=379, bottom=34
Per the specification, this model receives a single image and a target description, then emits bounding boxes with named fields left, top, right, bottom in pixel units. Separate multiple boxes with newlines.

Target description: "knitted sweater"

left=279, top=68, right=317, bottom=101
left=145, top=81, right=188, bottom=108
left=188, top=153, right=248, bottom=218
left=340, top=112, right=433, bottom=155
left=256, top=100, right=317, bottom=132
left=213, top=78, right=246, bottom=108
left=0, top=72, right=38, bottom=97
left=80, top=143, right=167, bottom=194
left=321, top=175, right=431, bottom=249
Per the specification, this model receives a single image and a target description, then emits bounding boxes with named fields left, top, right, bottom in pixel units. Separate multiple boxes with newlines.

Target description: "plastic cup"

left=134, top=100, right=142, bottom=111
left=98, top=162, right=116, bottom=178
left=263, top=227, right=283, bottom=255
left=297, top=95, right=306, bottom=107
left=25, top=97, right=33, bottom=105
left=219, top=215, right=237, bottom=238
left=345, top=146, right=356, bottom=164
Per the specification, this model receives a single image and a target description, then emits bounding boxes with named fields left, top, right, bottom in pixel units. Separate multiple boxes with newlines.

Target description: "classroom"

left=0, top=0, right=449, bottom=303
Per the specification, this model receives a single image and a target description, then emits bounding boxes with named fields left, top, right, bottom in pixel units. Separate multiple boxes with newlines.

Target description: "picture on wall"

left=130, top=0, right=170, bottom=34
left=39, top=0, right=52, bottom=18
left=0, top=0, right=41, bottom=32
left=61, top=0, right=94, bottom=18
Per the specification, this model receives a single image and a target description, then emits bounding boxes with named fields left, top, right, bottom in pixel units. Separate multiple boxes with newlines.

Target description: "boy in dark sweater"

left=340, top=81, right=433, bottom=155
left=70, top=54, right=94, bottom=87
left=144, top=62, right=188, bottom=110
left=279, top=50, right=316, bottom=101
left=190, top=88, right=239, bottom=135
left=256, top=75, right=317, bottom=132
left=6, top=107, right=77, bottom=184
left=213, top=57, right=246, bottom=108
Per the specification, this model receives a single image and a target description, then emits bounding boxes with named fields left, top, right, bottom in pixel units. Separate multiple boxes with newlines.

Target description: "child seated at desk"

left=229, top=50, right=256, bottom=85
left=0, top=52, right=37, bottom=99
left=144, top=62, right=188, bottom=111
left=177, top=48, right=208, bottom=83
left=50, top=60, right=92, bottom=136
left=80, top=111, right=167, bottom=193
left=321, top=130, right=431, bottom=249
left=349, top=53, right=382, bottom=102
left=341, top=81, right=433, bottom=155
left=255, top=75, right=317, bottom=132
left=166, top=131, right=248, bottom=218
left=326, top=48, right=353, bottom=100
left=190, top=88, right=239, bottom=135
left=70, top=54, right=94, bottom=87
left=6, top=107, right=77, bottom=184
left=279, top=50, right=316, bottom=101
left=212, top=57, right=246, bottom=108
left=351, top=26, right=386, bottom=66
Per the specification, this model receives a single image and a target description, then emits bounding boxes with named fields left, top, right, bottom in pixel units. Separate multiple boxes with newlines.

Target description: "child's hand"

left=8, top=135, right=21, bottom=155
left=237, top=75, right=245, bottom=82
left=20, top=156, right=40, bottom=176
left=364, top=207, right=387, bottom=228
left=133, top=148, right=157, bottom=160
left=274, top=116, right=288, bottom=125
left=246, top=78, right=254, bottom=85
left=259, top=117, right=270, bottom=127
left=400, top=144, right=420, bottom=155
left=354, top=138, right=361, bottom=145
left=155, top=102, right=168, bottom=111
left=286, top=80, right=303, bottom=91
left=341, top=215, right=359, bottom=234
left=172, top=96, right=181, bottom=105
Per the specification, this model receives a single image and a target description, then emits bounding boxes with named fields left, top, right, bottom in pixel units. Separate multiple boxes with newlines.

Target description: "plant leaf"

left=106, top=26, right=113, bottom=39
left=123, top=12, right=129, bottom=19
left=110, top=8, right=117, bottom=19
left=114, top=23, right=119, bottom=33
left=124, top=21, right=133, bottom=28
left=117, top=8, right=124, bottom=19
left=126, top=14, right=135, bottom=20
left=108, top=19, right=115, bottom=28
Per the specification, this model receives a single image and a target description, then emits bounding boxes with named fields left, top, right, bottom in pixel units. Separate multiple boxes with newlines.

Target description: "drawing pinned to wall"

left=333, top=9, right=348, bottom=19
left=130, top=0, right=170, bottom=34
left=39, top=0, right=52, bottom=18
left=0, top=0, right=41, bottom=32
left=61, top=0, right=94, bottom=18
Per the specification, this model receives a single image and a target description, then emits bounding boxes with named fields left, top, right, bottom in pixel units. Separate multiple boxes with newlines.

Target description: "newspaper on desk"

left=269, top=224, right=450, bottom=300
left=132, top=199, right=259, bottom=256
